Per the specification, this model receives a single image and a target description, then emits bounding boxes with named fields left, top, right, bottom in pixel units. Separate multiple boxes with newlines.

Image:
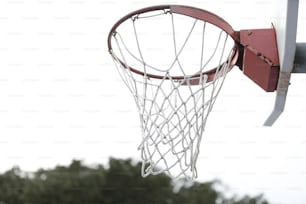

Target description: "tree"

left=174, top=181, right=219, bottom=204
left=23, top=160, right=107, bottom=204
left=0, top=167, right=25, bottom=204
left=0, top=158, right=269, bottom=204
left=101, top=158, right=173, bottom=204
left=228, top=194, right=269, bottom=204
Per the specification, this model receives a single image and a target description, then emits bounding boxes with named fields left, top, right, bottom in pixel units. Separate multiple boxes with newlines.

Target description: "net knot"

left=131, top=14, right=139, bottom=21
left=164, top=9, right=171, bottom=15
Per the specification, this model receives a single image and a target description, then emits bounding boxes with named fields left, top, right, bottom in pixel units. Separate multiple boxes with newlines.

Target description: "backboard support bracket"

left=264, top=0, right=300, bottom=126
left=264, top=43, right=306, bottom=126
left=238, top=28, right=280, bottom=92
left=264, top=71, right=291, bottom=126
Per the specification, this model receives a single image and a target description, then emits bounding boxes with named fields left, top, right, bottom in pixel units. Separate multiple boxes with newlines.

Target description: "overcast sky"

left=0, top=0, right=306, bottom=203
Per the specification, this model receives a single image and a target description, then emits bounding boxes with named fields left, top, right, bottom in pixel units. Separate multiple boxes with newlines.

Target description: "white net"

left=109, top=8, right=236, bottom=180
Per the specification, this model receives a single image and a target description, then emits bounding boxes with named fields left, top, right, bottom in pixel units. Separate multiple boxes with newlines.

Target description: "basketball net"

left=109, top=7, right=237, bottom=179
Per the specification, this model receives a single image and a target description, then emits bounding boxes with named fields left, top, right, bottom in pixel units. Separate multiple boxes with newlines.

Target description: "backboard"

left=264, top=0, right=299, bottom=126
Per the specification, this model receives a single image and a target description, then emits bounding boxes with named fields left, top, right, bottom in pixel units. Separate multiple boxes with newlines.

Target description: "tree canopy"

left=0, top=158, right=268, bottom=204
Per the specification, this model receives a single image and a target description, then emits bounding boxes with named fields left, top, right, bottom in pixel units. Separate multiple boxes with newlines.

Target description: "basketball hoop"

left=108, top=5, right=239, bottom=179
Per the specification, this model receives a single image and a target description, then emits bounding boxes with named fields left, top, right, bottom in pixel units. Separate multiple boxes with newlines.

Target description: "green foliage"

left=101, top=158, right=173, bottom=204
left=228, top=194, right=269, bottom=204
left=0, top=158, right=269, bottom=204
left=174, top=181, right=219, bottom=204
left=23, top=160, right=107, bottom=204
left=0, top=167, right=25, bottom=204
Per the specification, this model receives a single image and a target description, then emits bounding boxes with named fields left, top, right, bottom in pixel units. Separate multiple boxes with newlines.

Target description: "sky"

left=0, top=0, right=306, bottom=203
